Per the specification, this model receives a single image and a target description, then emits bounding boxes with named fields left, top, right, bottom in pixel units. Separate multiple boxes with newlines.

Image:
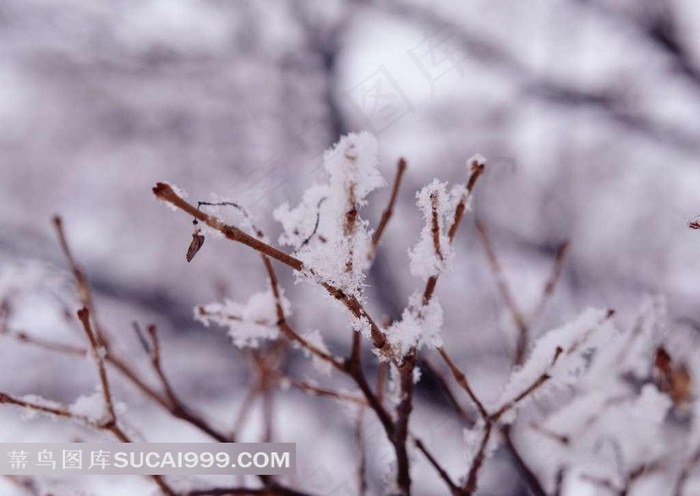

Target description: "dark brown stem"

left=463, top=422, right=493, bottom=494
left=394, top=354, right=417, bottom=495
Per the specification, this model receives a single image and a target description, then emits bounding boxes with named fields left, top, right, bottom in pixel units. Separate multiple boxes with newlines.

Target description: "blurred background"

left=1, top=0, right=700, bottom=494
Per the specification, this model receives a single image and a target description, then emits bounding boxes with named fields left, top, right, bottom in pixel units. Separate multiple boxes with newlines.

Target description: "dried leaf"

left=186, top=232, right=205, bottom=262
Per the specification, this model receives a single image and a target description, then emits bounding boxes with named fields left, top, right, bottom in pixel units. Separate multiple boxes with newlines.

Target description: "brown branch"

left=230, top=385, right=259, bottom=441
left=421, top=357, right=474, bottom=425
left=463, top=422, right=493, bottom=495
left=269, top=371, right=368, bottom=407
left=154, top=182, right=391, bottom=356
left=430, top=192, right=445, bottom=261
left=343, top=178, right=358, bottom=274
left=153, top=183, right=304, bottom=271
left=423, top=158, right=485, bottom=305
left=0, top=392, right=93, bottom=425
left=370, top=158, right=407, bottom=260
left=490, top=372, right=551, bottom=422
left=76, top=307, right=116, bottom=423
left=394, top=354, right=417, bottom=495
left=412, top=437, right=461, bottom=495
left=531, top=242, right=569, bottom=324
left=0, top=392, right=175, bottom=495
left=529, top=422, right=570, bottom=445
left=437, top=347, right=488, bottom=419
left=52, top=217, right=95, bottom=321
left=475, top=220, right=529, bottom=366
left=4, top=331, right=86, bottom=356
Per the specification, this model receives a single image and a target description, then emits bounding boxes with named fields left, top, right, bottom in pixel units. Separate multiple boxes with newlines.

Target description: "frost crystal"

left=494, top=308, right=613, bottom=416
left=274, top=132, right=385, bottom=296
left=408, top=179, right=454, bottom=280
left=385, top=292, right=444, bottom=357
left=195, top=289, right=290, bottom=348
left=70, top=392, right=108, bottom=423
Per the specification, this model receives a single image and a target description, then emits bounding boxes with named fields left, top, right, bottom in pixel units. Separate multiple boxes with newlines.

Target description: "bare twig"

left=412, top=436, right=461, bottom=495
left=421, top=357, right=474, bottom=425
left=464, top=422, right=493, bottom=495
left=475, top=220, right=529, bottom=366
left=76, top=307, right=116, bottom=424
left=437, top=347, right=488, bottom=419
left=530, top=242, right=569, bottom=325
left=370, top=158, right=407, bottom=260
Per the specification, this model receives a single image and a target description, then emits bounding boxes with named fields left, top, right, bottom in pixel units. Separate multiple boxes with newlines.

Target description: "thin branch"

left=230, top=385, right=259, bottom=441
left=490, top=347, right=562, bottom=422
left=423, top=158, right=485, bottom=305
left=52, top=217, right=96, bottom=321
left=437, top=347, right=488, bottom=419
left=421, top=357, right=474, bottom=425
left=475, top=220, right=529, bottom=366
left=370, top=158, right=407, bottom=260
left=394, top=354, right=417, bottom=495
left=154, top=183, right=303, bottom=271
left=154, top=183, right=391, bottom=356
left=271, top=372, right=368, bottom=407
left=412, top=436, right=461, bottom=495
left=0, top=392, right=93, bottom=425
left=3, top=331, right=86, bottom=356
left=76, top=307, right=116, bottom=424
left=530, top=242, right=569, bottom=327
left=463, top=422, right=493, bottom=495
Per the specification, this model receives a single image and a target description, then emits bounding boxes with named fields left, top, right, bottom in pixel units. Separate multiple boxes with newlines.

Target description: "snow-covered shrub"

left=1, top=134, right=698, bottom=496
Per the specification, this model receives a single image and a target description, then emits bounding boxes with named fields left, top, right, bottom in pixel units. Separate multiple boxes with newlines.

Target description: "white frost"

left=408, top=179, right=454, bottom=280
left=195, top=289, right=290, bottom=349
left=274, top=132, right=385, bottom=296
left=70, top=392, right=108, bottom=423
left=385, top=292, right=444, bottom=357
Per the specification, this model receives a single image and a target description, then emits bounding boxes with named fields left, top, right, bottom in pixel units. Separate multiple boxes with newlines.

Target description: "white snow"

left=69, top=391, right=108, bottom=423
left=408, top=179, right=454, bottom=280
left=385, top=292, right=444, bottom=357
left=195, top=289, right=290, bottom=349
left=274, top=132, right=385, bottom=296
